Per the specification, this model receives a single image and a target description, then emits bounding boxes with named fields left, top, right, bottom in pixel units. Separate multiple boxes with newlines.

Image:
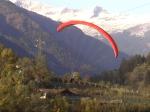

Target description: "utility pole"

left=35, top=32, right=46, bottom=59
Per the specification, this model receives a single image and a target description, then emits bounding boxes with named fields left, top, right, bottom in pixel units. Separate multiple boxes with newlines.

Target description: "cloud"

left=91, top=6, right=103, bottom=18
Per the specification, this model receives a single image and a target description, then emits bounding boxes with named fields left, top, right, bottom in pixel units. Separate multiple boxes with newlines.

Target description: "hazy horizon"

left=37, top=0, right=150, bottom=15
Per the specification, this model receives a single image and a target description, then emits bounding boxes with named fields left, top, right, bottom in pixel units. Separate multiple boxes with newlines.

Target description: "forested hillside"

left=91, top=54, right=150, bottom=89
left=0, top=44, right=149, bottom=112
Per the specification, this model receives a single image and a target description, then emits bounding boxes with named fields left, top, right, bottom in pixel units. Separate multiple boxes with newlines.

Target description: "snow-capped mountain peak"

left=10, top=0, right=32, bottom=7
left=9, top=0, right=150, bottom=37
left=128, top=23, right=150, bottom=37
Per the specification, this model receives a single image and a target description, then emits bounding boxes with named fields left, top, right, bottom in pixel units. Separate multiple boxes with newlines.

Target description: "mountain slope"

left=0, top=0, right=128, bottom=74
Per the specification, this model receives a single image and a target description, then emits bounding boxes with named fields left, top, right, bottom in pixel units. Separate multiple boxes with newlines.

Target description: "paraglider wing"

left=57, top=20, right=119, bottom=58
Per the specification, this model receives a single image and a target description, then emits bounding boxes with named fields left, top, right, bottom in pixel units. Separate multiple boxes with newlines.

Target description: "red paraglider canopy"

left=57, top=20, right=119, bottom=58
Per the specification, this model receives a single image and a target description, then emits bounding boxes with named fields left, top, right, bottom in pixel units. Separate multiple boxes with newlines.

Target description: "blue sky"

left=37, top=0, right=150, bottom=14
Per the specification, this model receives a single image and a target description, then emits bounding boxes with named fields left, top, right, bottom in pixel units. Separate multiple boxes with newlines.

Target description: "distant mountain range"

left=0, top=0, right=128, bottom=75
left=9, top=0, right=150, bottom=56
left=97, top=23, right=150, bottom=56
left=10, top=0, right=150, bottom=36
left=112, top=24, right=150, bottom=56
